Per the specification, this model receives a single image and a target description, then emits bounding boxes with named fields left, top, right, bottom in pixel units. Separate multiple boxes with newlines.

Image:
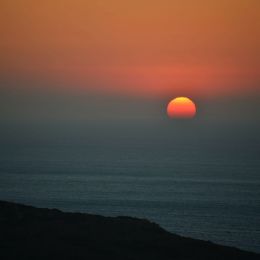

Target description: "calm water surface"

left=0, top=122, right=259, bottom=253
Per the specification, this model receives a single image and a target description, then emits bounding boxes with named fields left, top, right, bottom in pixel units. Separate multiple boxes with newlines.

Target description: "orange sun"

left=167, top=97, right=196, bottom=119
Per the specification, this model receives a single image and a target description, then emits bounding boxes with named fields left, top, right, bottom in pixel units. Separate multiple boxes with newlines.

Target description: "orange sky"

left=1, top=0, right=259, bottom=98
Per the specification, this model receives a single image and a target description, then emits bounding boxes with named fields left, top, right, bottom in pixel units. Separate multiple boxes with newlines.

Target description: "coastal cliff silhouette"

left=0, top=200, right=259, bottom=260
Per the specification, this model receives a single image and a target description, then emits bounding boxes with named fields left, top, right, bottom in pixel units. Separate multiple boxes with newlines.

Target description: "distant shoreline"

left=0, top=200, right=259, bottom=260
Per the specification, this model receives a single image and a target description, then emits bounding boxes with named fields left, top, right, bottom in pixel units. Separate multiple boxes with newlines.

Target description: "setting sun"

left=167, top=97, right=196, bottom=119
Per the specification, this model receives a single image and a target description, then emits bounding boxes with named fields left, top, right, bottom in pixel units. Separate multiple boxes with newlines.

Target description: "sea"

left=0, top=120, right=259, bottom=253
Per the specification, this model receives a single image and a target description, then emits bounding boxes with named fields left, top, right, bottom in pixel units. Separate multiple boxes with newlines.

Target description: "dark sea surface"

left=0, top=120, right=259, bottom=253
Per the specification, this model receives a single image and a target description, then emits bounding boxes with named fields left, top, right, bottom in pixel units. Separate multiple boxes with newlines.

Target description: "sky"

left=0, top=0, right=259, bottom=124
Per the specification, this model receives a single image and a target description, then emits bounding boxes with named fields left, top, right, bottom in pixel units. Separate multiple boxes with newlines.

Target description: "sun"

left=167, top=97, right=196, bottom=119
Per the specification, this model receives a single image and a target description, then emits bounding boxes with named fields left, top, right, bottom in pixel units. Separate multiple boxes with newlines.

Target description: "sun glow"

left=167, top=97, right=196, bottom=119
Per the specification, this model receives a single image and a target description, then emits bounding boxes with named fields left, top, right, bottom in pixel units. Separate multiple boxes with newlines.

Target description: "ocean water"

left=0, top=121, right=259, bottom=253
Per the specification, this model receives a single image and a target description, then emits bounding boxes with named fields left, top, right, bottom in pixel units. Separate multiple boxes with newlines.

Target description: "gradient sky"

left=1, top=0, right=259, bottom=99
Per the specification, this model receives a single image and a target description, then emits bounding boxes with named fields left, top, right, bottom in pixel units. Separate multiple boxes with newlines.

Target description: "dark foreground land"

left=0, top=200, right=259, bottom=260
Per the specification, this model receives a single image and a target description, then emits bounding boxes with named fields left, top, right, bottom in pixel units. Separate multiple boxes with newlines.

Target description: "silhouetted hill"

left=0, top=200, right=259, bottom=260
